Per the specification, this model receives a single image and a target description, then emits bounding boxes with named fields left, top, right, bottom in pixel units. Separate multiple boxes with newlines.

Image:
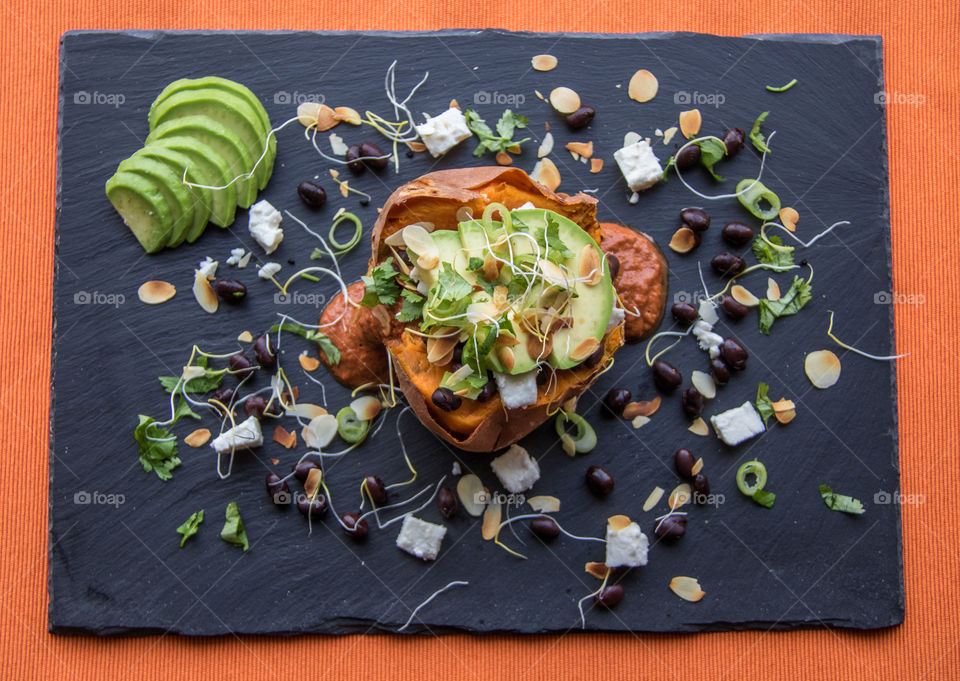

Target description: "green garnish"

left=752, top=234, right=794, bottom=267
left=694, top=138, right=727, bottom=181
left=310, top=211, right=362, bottom=259
left=544, top=214, right=574, bottom=264
left=158, top=356, right=222, bottom=395
left=421, top=264, right=473, bottom=329
left=751, top=489, right=777, bottom=508
left=755, top=382, right=774, bottom=426
left=360, top=258, right=401, bottom=306
left=464, top=109, right=531, bottom=157
left=661, top=155, right=677, bottom=181
left=134, top=415, right=181, bottom=481
left=336, top=406, right=370, bottom=444
left=554, top=412, right=597, bottom=455
left=220, top=501, right=249, bottom=551
left=269, top=322, right=341, bottom=365
left=468, top=256, right=484, bottom=271
left=736, top=179, right=781, bottom=220
left=758, top=275, right=812, bottom=335
left=172, top=397, right=201, bottom=423
left=440, top=369, right=488, bottom=400
left=176, top=510, right=204, bottom=547
left=749, top=111, right=772, bottom=154
left=461, top=325, right=498, bottom=376
left=819, top=485, right=865, bottom=515
left=766, top=79, right=797, bottom=93
left=737, top=460, right=775, bottom=508
left=396, top=288, right=425, bottom=322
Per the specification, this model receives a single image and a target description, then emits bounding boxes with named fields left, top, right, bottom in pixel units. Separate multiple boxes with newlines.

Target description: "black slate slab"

left=51, top=29, right=902, bottom=636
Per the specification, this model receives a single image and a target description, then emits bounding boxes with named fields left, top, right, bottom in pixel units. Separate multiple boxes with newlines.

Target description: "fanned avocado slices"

left=146, top=135, right=237, bottom=228
left=136, top=144, right=212, bottom=243
left=116, top=153, right=195, bottom=247
left=104, top=172, right=175, bottom=253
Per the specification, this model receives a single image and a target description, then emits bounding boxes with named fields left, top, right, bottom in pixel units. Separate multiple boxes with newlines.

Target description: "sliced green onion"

left=736, top=179, right=781, bottom=220
left=736, top=460, right=768, bottom=496
left=312, top=211, right=363, bottom=259
left=766, top=79, right=797, bottom=93
left=554, top=412, right=597, bottom=454
left=336, top=406, right=370, bottom=444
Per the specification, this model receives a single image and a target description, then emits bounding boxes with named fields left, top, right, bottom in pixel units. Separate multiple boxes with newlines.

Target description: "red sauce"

left=318, top=281, right=391, bottom=389
left=600, top=222, right=669, bottom=342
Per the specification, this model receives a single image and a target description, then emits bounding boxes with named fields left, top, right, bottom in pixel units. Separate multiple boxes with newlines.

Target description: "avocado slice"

left=146, top=115, right=257, bottom=208
left=116, top=154, right=194, bottom=247
left=104, top=171, right=174, bottom=253
left=147, top=136, right=237, bottom=227
left=148, top=88, right=270, bottom=190
left=151, top=77, right=276, bottom=188
left=137, top=144, right=212, bottom=243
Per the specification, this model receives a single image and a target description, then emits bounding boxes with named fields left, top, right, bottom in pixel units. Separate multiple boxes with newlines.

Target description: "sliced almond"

left=427, top=331, right=459, bottom=364
left=184, top=428, right=211, bottom=448
left=585, top=562, right=610, bottom=580
left=689, top=417, right=709, bottom=436
left=668, top=483, right=692, bottom=510
left=313, top=104, right=339, bottom=131
left=607, top=514, right=632, bottom=532
left=456, top=474, right=487, bottom=517
left=691, top=370, right=716, bottom=399
left=669, top=576, right=706, bottom=602
left=531, top=54, right=558, bottom=71
left=138, top=280, right=176, bottom=304
left=285, top=402, right=326, bottom=421
left=549, top=87, right=581, bottom=114
left=508, top=144, right=521, bottom=153
left=417, top=253, right=440, bottom=270
left=579, top=244, right=602, bottom=285
left=772, top=398, right=797, bottom=424
left=481, top=500, right=502, bottom=540
left=669, top=227, right=698, bottom=254
left=731, top=285, right=760, bottom=308
left=495, top=151, right=513, bottom=166
left=691, top=457, right=704, bottom=476
left=272, top=425, right=297, bottom=449
left=643, top=486, right=665, bottom=512
left=805, top=350, right=841, bottom=389
left=497, top=346, right=516, bottom=372
left=526, top=333, right=551, bottom=361
left=537, top=132, right=554, bottom=158
left=237, top=330, right=253, bottom=343
left=565, top=141, right=594, bottom=159
left=569, top=151, right=579, bottom=162
left=339, top=181, right=349, bottom=198
left=632, top=415, right=651, bottom=429
left=662, top=126, right=678, bottom=145
left=297, top=101, right=322, bottom=127
left=402, top=223, right=438, bottom=259
left=623, top=131, right=642, bottom=147
left=298, top=353, right=320, bottom=372
left=304, top=467, right=323, bottom=499
left=678, top=109, right=702, bottom=138
left=192, top=269, right=218, bottom=314
left=482, top=253, right=500, bottom=282
left=302, top=414, right=337, bottom=450
left=779, top=206, right=799, bottom=232
left=494, top=333, right=520, bottom=348
left=767, top=278, right=781, bottom=301
left=332, top=106, right=361, bottom=125
left=350, top=395, right=383, bottom=421
left=590, top=158, right=604, bottom=173
left=407, top=141, right=427, bottom=153
left=527, top=495, right=561, bottom=513
left=628, top=397, right=661, bottom=418
left=569, top=337, right=600, bottom=362
left=628, top=69, right=658, bottom=103
left=531, top=157, right=561, bottom=191
left=534, top=89, right=545, bottom=101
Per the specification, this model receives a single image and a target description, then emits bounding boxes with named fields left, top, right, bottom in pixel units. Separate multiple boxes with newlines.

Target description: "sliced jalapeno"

left=554, top=412, right=597, bottom=454
left=736, top=460, right=768, bottom=496
left=736, top=179, right=781, bottom=220
left=336, top=406, right=370, bottom=444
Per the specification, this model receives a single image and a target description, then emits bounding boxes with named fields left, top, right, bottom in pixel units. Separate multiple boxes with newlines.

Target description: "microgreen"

left=758, top=275, right=812, bottom=334
left=220, top=501, right=250, bottom=551
left=464, top=109, right=531, bottom=157
left=176, top=510, right=204, bottom=547
left=158, top=356, right=222, bottom=395
left=749, top=111, right=772, bottom=154
left=752, top=234, right=795, bottom=267
left=360, top=258, right=401, bottom=306
left=134, top=415, right=181, bottom=481
left=819, top=485, right=865, bottom=515
left=269, top=321, right=341, bottom=365
left=396, top=289, right=425, bottom=322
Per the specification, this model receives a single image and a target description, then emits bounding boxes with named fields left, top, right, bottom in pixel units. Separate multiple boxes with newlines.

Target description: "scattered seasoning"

left=819, top=485, right=866, bottom=515
left=766, top=78, right=798, bottom=92
left=628, top=69, right=658, bottom=102
left=138, top=280, right=176, bottom=304
left=669, top=576, right=706, bottom=602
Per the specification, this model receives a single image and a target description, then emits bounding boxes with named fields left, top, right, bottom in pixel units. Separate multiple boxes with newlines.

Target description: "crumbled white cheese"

left=692, top=320, right=724, bottom=355
left=710, top=401, right=766, bottom=446
left=238, top=251, right=252, bottom=269
left=197, top=257, right=218, bottom=280
left=494, top=370, right=538, bottom=409
left=607, top=305, right=625, bottom=333
left=396, top=515, right=447, bottom=560
left=210, top=416, right=263, bottom=454
left=698, top=300, right=719, bottom=325
left=258, top=262, right=282, bottom=280
left=248, top=200, right=284, bottom=254
left=451, top=461, right=462, bottom=476
left=613, top=140, right=663, bottom=192
left=518, top=201, right=536, bottom=210
left=415, top=107, right=472, bottom=157
left=605, top=521, right=649, bottom=568
left=490, top=444, right=540, bottom=494
left=226, top=247, right=247, bottom=266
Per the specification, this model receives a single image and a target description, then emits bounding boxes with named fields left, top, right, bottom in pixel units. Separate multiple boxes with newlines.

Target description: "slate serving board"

left=51, top=29, right=902, bottom=636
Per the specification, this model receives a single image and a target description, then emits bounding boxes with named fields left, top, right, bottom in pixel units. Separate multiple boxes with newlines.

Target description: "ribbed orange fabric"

left=2, top=1, right=958, bottom=679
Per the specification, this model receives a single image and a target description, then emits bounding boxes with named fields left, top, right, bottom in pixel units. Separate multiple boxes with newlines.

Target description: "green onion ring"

left=736, top=179, right=781, bottom=220
left=336, top=406, right=370, bottom=444
left=736, top=460, right=768, bottom=496
left=328, top=211, right=363, bottom=254
left=554, top=412, right=597, bottom=453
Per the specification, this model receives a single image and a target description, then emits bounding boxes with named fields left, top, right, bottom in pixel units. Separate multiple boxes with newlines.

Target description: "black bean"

left=297, top=180, right=327, bottom=208
left=536, top=367, right=549, bottom=385
left=721, top=221, right=755, bottom=248
left=363, top=475, right=388, bottom=505
left=674, top=448, right=696, bottom=478
left=530, top=516, right=561, bottom=541
left=291, top=460, right=318, bottom=482
left=244, top=395, right=268, bottom=419
left=451, top=343, right=464, bottom=365
left=229, top=353, right=255, bottom=379
left=253, top=334, right=276, bottom=369
left=596, top=584, right=624, bottom=608
left=584, top=345, right=605, bottom=368
left=655, top=514, right=687, bottom=539
left=210, top=387, right=235, bottom=407
left=564, top=105, right=596, bottom=129
left=476, top=380, right=498, bottom=402
left=214, top=278, right=247, bottom=302
left=266, top=473, right=290, bottom=504
left=709, top=358, right=731, bottom=386
left=603, top=388, right=632, bottom=416
left=431, top=387, right=462, bottom=411
left=680, top=208, right=710, bottom=232
left=711, top=252, right=746, bottom=277
left=297, top=495, right=327, bottom=518
left=345, top=144, right=365, bottom=174
left=586, top=465, right=615, bottom=496
left=671, top=302, right=699, bottom=325
left=437, top=487, right=458, bottom=518
left=722, top=127, right=746, bottom=156
left=675, top=144, right=701, bottom=170
left=359, top=142, right=388, bottom=171
left=721, top=338, right=749, bottom=370
left=341, top=512, right=369, bottom=539
left=652, top=360, right=683, bottom=392
left=606, top=253, right=620, bottom=281
left=721, top=294, right=750, bottom=320
left=693, top=473, right=710, bottom=502
left=682, top=387, right=704, bottom=418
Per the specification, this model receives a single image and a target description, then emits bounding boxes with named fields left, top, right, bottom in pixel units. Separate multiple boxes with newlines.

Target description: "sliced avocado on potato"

left=104, top=172, right=175, bottom=253
left=116, top=154, right=195, bottom=247
left=136, top=144, right=212, bottom=243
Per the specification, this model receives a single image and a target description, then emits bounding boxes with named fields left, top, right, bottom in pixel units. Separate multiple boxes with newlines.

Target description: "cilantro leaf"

left=360, top=258, right=401, bottom=306
left=749, top=111, right=772, bottom=154
left=752, top=489, right=776, bottom=508
left=396, top=288, right=425, bottom=322
left=468, top=257, right=484, bottom=271
left=752, top=235, right=795, bottom=267
left=436, top=263, right=473, bottom=301
left=158, top=356, right=222, bottom=395
left=819, top=485, right=865, bottom=515
left=220, top=501, right=250, bottom=551
left=544, top=214, right=574, bottom=264
left=269, top=322, right=341, bottom=366
left=694, top=138, right=727, bottom=181
left=465, top=109, right=531, bottom=157
left=315, top=336, right=341, bottom=366
left=134, top=415, right=181, bottom=481
left=758, top=276, right=812, bottom=335
left=755, top=382, right=774, bottom=426
left=172, top=397, right=201, bottom=423
left=661, top=155, right=677, bottom=182
left=176, top=510, right=204, bottom=547
left=462, top=325, right=498, bottom=376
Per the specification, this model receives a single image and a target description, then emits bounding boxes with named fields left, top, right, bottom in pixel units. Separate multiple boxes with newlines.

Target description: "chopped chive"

left=766, top=78, right=797, bottom=93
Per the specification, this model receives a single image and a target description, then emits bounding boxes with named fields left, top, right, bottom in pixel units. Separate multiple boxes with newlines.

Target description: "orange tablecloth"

left=3, top=1, right=957, bottom=678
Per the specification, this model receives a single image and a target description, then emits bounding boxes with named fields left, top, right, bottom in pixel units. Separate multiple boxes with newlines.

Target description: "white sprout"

left=397, top=581, right=469, bottom=632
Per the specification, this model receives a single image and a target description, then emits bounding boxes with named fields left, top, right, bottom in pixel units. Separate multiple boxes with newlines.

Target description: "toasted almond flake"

left=691, top=370, right=716, bottom=399
left=403, top=223, right=438, bottom=257
left=731, top=285, right=760, bottom=307
left=569, top=151, right=579, bottom=161
left=339, top=181, right=349, bottom=198
left=669, top=227, right=698, bottom=254
left=482, top=254, right=500, bottom=283
left=495, top=151, right=513, bottom=166
left=589, top=158, right=604, bottom=173
left=531, top=54, right=559, bottom=71
left=407, top=141, right=427, bottom=153
left=569, top=337, right=600, bottom=362
left=662, top=126, right=678, bottom=145
left=527, top=495, right=561, bottom=513
left=565, top=141, right=594, bottom=159
left=767, top=278, right=781, bottom=301
left=184, top=428, right=211, bottom=448
left=287, top=402, right=327, bottom=421
left=507, top=144, right=521, bottom=154
left=537, top=132, right=554, bottom=158
left=370, top=305, right=392, bottom=336
left=302, top=413, right=337, bottom=449
left=332, top=106, right=361, bottom=125
left=497, top=346, right=516, bottom=372
left=272, top=425, right=297, bottom=449
left=481, top=501, right=502, bottom=540
left=633, top=397, right=661, bottom=417
left=304, top=467, right=323, bottom=499
left=281, top=386, right=300, bottom=403
left=350, top=395, right=383, bottom=421
left=607, top=514, right=632, bottom=532
left=299, top=353, right=320, bottom=372
left=238, top=251, right=252, bottom=268
left=779, top=206, right=799, bottom=232
left=530, top=157, right=561, bottom=191
left=457, top=474, right=487, bottom=516
left=270, top=458, right=279, bottom=465
left=417, top=253, right=440, bottom=270
left=805, top=350, right=841, bottom=389
left=427, top=332, right=459, bottom=364
left=448, top=98, right=460, bottom=109
left=689, top=417, right=709, bottom=436
left=678, top=109, right=702, bottom=138
left=623, top=131, right=642, bottom=147
left=560, top=432, right=576, bottom=456
left=691, top=457, right=704, bottom=476
left=585, top=562, right=610, bottom=580
left=138, top=280, right=176, bottom=304
left=182, top=365, right=205, bottom=381
left=534, top=89, right=545, bottom=101
left=297, top=101, right=322, bottom=127
left=549, top=86, right=581, bottom=114
left=562, top=396, right=578, bottom=413
left=773, top=398, right=797, bottom=424
left=668, top=483, right=692, bottom=509
left=643, top=486, right=665, bottom=512
left=313, top=104, right=339, bottom=131
left=628, top=69, right=658, bottom=103
left=579, top=244, right=602, bottom=285
left=192, top=269, right=218, bottom=314
left=669, top=576, right=705, bottom=602
left=622, top=401, right=646, bottom=420
left=237, top=330, right=253, bottom=343
left=632, top=415, right=651, bottom=429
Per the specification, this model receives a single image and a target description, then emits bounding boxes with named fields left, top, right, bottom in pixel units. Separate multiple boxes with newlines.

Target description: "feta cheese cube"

left=605, top=521, right=649, bottom=568
left=248, top=200, right=284, bottom=254
left=710, top=401, right=766, bottom=446
left=494, top=370, right=538, bottom=409
left=198, top=257, right=218, bottom=279
left=692, top=320, right=724, bottom=354
left=490, top=444, right=540, bottom=494
left=258, top=262, right=282, bottom=280
left=415, top=107, right=472, bottom=157
left=396, top=515, right=447, bottom=560
left=613, top=140, right=663, bottom=192
left=210, top=416, right=263, bottom=454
